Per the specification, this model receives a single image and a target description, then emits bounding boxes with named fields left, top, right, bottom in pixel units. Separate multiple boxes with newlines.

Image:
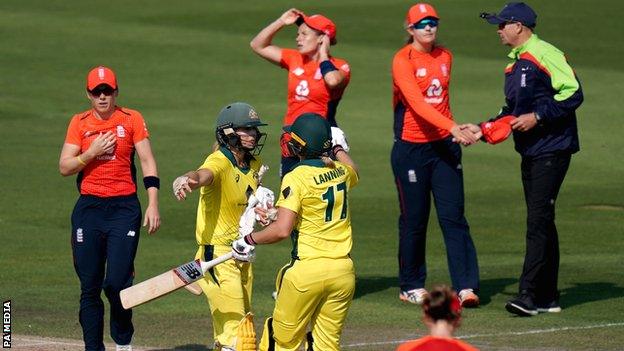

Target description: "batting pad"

left=236, top=312, right=257, bottom=351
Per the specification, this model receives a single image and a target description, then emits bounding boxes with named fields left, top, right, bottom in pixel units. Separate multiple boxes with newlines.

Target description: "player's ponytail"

left=422, top=285, right=462, bottom=325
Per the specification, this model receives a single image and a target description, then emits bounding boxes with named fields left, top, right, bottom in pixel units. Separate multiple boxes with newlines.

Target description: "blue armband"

left=320, top=60, right=338, bottom=76
left=143, top=176, right=160, bottom=190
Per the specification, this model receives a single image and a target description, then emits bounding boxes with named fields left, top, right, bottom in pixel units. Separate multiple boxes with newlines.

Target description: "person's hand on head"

left=279, top=8, right=303, bottom=25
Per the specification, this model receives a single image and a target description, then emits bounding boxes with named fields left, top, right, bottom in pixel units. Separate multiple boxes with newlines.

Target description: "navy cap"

left=480, top=2, right=537, bottom=28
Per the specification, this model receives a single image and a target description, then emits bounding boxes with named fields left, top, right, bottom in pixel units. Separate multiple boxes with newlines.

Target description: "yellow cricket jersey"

left=276, top=159, right=359, bottom=260
left=195, top=147, right=261, bottom=246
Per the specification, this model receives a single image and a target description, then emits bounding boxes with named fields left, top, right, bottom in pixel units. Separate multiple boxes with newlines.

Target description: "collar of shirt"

left=507, top=34, right=539, bottom=60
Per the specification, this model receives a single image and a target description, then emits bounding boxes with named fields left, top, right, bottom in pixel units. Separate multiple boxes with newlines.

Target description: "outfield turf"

left=1, top=0, right=623, bottom=350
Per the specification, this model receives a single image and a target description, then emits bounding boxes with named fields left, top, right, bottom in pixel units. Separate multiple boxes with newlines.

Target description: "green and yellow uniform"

left=260, top=159, right=359, bottom=351
left=194, top=146, right=261, bottom=348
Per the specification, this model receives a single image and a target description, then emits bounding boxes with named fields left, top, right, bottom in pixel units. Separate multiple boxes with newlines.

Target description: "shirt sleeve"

left=198, top=153, right=227, bottom=180
left=275, top=173, right=302, bottom=214
left=392, top=53, right=455, bottom=131
left=280, top=48, right=298, bottom=69
left=64, top=115, right=82, bottom=146
left=342, top=163, right=359, bottom=189
left=131, top=111, right=150, bottom=144
left=534, top=52, right=583, bottom=122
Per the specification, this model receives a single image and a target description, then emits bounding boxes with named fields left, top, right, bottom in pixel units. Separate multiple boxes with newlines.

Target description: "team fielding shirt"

left=64, top=107, right=149, bottom=197
left=280, top=48, right=350, bottom=127
left=195, top=147, right=261, bottom=246
left=392, top=45, right=454, bottom=143
left=396, top=336, right=478, bottom=351
left=276, top=160, right=358, bottom=260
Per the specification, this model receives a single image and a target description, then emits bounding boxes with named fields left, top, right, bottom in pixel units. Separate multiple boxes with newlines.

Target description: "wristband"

left=320, top=60, right=338, bottom=76
left=76, top=155, right=87, bottom=166
left=244, top=234, right=257, bottom=245
left=332, top=145, right=345, bottom=155
left=143, top=176, right=160, bottom=190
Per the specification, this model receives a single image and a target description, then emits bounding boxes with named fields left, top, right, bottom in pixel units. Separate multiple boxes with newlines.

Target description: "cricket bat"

left=120, top=252, right=233, bottom=309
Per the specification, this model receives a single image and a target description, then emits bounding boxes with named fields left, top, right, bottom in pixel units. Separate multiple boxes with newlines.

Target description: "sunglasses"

left=412, top=18, right=439, bottom=29
left=89, top=85, right=116, bottom=96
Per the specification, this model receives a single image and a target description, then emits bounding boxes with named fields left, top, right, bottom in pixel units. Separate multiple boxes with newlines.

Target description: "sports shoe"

left=536, top=300, right=562, bottom=313
left=400, top=288, right=428, bottom=305
left=505, top=292, right=538, bottom=316
left=116, top=345, right=132, bottom=351
left=458, top=288, right=480, bottom=308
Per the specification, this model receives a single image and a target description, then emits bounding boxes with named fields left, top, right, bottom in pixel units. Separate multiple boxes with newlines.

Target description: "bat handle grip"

left=200, top=252, right=233, bottom=273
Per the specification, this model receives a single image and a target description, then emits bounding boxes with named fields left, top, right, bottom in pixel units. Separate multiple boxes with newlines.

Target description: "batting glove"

left=331, top=127, right=350, bottom=152
left=255, top=186, right=275, bottom=221
left=239, top=194, right=259, bottom=237
left=232, top=237, right=256, bottom=262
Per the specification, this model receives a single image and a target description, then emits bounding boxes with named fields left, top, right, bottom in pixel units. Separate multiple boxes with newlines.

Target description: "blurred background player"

left=59, top=66, right=161, bottom=351
left=172, top=102, right=268, bottom=350
left=396, top=285, right=479, bottom=351
left=391, top=3, right=480, bottom=307
left=250, top=8, right=351, bottom=176
left=478, top=2, right=583, bottom=316
left=232, top=113, right=358, bottom=351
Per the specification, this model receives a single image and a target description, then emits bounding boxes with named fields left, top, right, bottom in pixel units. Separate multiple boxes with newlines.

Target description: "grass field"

left=1, top=0, right=623, bottom=350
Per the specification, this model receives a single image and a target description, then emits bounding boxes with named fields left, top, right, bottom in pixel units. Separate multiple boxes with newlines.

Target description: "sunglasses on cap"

left=412, top=18, right=439, bottom=29
left=89, top=84, right=116, bottom=96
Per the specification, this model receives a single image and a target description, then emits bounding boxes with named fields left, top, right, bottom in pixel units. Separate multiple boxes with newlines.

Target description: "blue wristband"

left=320, top=60, right=338, bottom=76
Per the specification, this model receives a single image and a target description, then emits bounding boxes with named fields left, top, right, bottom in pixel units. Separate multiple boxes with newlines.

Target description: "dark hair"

left=422, top=285, right=461, bottom=323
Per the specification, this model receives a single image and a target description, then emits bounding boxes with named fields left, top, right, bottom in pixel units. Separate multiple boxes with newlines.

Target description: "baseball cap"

left=480, top=2, right=537, bottom=28
left=87, top=66, right=117, bottom=90
left=406, top=3, right=439, bottom=26
left=216, top=102, right=267, bottom=129
left=481, top=115, right=516, bottom=144
left=297, top=14, right=337, bottom=45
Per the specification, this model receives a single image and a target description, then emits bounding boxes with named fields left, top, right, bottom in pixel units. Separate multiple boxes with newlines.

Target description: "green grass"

left=1, top=0, right=623, bottom=350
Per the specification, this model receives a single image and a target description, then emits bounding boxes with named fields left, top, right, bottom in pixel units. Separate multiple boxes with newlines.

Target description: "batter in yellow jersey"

left=173, top=102, right=267, bottom=351
left=232, top=113, right=359, bottom=351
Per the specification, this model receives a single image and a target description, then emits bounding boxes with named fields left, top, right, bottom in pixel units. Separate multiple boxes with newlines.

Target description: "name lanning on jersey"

left=313, top=166, right=346, bottom=185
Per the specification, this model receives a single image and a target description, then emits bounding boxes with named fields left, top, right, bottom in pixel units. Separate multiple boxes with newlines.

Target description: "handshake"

left=232, top=185, right=277, bottom=262
left=452, top=115, right=516, bottom=146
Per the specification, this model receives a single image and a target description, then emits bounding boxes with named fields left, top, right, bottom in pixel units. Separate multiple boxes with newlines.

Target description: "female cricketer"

left=59, top=66, right=161, bottom=351
left=391, top=3, right=480, bottom=308
left=172, top=102, right=268, bottom=351
left=250, top=8, right=351, bottom=176
left=232, top=113, right=358, bottom=351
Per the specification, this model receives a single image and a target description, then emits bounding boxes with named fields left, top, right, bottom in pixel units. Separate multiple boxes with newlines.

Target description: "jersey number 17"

left=322, top=181, right=348, bottom=222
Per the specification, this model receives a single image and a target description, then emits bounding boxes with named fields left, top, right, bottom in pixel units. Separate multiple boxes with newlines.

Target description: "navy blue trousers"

left=391, top=138, right=479, bottom=292
left=71, top=195, right=141, bottom=350
left=519, top=153, right=571, bottom=303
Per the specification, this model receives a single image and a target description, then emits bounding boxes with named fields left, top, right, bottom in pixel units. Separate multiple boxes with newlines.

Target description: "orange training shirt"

left=64, top=107, right=149, bottom=197
left=392, top=45, right=455, bottom=143
left=280, top=48, right=350, bottom=127
left=396, top=336, right=479, bottom=351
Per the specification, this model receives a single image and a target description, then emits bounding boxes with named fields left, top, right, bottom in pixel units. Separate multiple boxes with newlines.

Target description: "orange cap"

left=299, top=14, right=337, bottom=45
left=87, top=66, right=117, bottom=90
left=406, top=3, right=439, bottom=25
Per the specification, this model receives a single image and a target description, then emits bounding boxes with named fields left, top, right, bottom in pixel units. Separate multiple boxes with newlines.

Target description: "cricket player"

left=391, top=3, right=480, bottom=308
left=172, top=102, right=268, bottom=350
left=232, top=113, right=358, bottom=351
left=250, top=8, right=351, bottom=176
left=59, top=66, right=161, bottom=351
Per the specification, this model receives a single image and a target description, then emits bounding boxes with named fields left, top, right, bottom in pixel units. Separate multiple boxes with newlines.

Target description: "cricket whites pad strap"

left=236, top=312, right=257, bottom=351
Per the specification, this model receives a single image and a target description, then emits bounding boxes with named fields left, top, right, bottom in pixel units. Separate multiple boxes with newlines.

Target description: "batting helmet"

left=215, top=102, right=267, bottom=155
left=286, top=113, right=332, bottom=158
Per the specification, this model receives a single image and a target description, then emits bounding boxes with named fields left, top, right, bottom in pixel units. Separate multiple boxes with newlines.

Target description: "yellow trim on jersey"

left=276, top=159, right=358, bottom=260
left=195, top=148, right=261, bottom=245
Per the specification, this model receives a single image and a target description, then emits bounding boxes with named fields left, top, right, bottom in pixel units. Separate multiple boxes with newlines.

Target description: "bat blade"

left=120, top=252, right=232, bottom=309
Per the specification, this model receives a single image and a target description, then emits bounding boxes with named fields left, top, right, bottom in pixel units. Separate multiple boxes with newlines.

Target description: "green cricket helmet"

left=287, top=113, right=332, bottom=158
left=215, top=102, right=267, bottom=155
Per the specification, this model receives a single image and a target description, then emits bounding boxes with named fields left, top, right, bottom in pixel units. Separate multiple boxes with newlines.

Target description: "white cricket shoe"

left=116, top=345, right=132, bottom=351
left=400, top=288, right=428, bottom=305
left=458, top=288, right=480, bottom=308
